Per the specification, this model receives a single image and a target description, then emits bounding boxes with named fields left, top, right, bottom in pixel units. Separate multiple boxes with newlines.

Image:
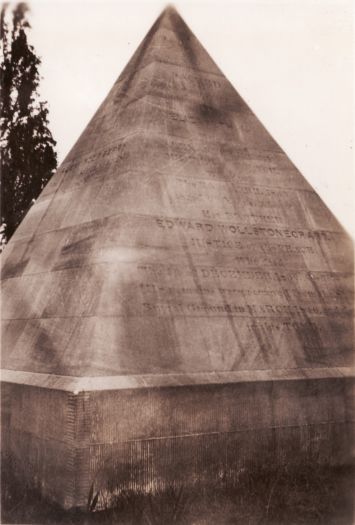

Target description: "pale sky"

left=27, top=0, right=354, bottom=237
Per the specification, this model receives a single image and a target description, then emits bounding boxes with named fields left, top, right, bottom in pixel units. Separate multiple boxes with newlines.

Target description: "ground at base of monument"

left=1, top=464, right=354, bottom=525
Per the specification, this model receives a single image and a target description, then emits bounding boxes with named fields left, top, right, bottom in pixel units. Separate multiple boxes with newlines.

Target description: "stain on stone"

left=1, top=258, right=29, bottom=279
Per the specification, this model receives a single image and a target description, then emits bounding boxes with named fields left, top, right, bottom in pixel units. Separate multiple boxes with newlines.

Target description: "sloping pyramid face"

left=2, top=7, right=354, bottom=380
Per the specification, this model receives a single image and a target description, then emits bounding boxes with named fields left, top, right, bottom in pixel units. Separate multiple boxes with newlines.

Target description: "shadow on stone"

left=2, top=457, right=354, bottom=525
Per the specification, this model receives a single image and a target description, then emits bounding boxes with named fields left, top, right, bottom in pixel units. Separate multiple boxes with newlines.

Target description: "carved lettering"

left=155, top=216, right=334, bottom=242
left=140, top=301, right=350, bottom=317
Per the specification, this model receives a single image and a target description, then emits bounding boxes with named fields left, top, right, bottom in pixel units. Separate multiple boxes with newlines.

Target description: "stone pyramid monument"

left=1, top=6, right=354, bottom=509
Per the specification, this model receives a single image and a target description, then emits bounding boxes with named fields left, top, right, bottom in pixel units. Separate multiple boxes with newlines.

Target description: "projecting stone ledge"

left=2, top=367, right=355, bottom=391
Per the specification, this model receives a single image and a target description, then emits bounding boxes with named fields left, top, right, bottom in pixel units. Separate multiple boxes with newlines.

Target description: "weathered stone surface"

left=2, top=378, right=353, bottom=508
left=1, top=6, right=354, bottom=508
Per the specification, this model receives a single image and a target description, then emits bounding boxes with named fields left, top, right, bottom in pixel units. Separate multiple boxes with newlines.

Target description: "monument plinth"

left=1, top=6, right=354, bottom=509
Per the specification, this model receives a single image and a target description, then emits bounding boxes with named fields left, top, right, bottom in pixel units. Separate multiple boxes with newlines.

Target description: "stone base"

left=1, top=368, right=354, bottom=509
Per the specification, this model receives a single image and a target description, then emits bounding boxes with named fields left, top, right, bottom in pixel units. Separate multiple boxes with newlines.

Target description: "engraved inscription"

left=141, top=301, right=349, bottom=317
left=155, top=216, right=333, bottom=240
left=169, top=176, right=309, bottom=226
left=137, top=264, right=353, bottom=316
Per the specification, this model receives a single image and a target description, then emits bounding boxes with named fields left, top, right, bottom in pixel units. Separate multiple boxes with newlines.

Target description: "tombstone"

left=1, top=6, right=353, bottom=509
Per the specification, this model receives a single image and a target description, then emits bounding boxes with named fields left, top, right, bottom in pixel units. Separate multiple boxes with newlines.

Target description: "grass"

left=1, top=461, right=354, bottom=525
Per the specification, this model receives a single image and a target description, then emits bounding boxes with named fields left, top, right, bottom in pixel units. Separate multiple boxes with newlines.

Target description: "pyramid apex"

left=158, top=4, right=184, bottom=23
left=160, top=4, right=179, bottom=16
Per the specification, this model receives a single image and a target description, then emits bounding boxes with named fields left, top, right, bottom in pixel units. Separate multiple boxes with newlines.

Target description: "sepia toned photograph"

left=0, top=1, right=354, bottom=523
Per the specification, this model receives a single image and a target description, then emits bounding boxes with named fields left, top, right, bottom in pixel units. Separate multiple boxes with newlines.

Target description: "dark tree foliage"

left=0, top=2, right=57, bottom=242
